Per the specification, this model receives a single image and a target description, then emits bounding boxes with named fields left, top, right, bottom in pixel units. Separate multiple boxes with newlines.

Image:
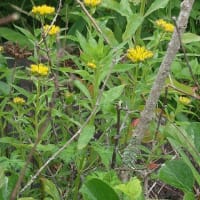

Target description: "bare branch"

left=0, top=13, right=19, bottom=25
left=123, top=0, right=195, bottom=165
left=76, top=0, right=111, bottom=45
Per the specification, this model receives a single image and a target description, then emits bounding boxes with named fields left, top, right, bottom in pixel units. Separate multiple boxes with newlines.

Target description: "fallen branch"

left=123, top=0, right=195, bottom=166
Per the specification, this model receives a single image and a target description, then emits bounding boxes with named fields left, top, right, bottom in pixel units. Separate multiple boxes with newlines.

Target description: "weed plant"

left=0, top=0, right=200, bottom=199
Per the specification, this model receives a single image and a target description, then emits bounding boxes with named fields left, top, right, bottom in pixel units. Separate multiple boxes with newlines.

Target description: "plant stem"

left=135, top=0, right=147, bottom=43
left=73, top=155, right=85, bottom=200
left=35, top=79, right=41, bottom=137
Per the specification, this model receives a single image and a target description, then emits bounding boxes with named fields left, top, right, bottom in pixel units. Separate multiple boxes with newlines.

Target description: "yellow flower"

left=31, top=5, right=55, bottom=15
left=43, top=25, right=60, bottom=35
left=179, top=96, right=191, bottom=105
left=30, top=64, right=49, bottom=76
left=87, top=62, right=96, bottom=69
left=84, top=0, right=101, bottom=7
left=127, top=46, right=153, bottom=63
left=13, top=97, right=25, bottom=105
left=0, top=46, right=3, bottom=52
left=156, top=19, right=174, bottom=33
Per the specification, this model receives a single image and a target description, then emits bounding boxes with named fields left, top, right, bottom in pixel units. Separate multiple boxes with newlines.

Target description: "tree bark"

left=123, top=0, right=195, bottom=166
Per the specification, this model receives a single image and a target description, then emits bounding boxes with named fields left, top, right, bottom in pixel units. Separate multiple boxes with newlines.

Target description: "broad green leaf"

left=144, top=0, right=170, bottom=17
left=0, top=137, right=27, bottom=148
left=73, top=70, right=93, bottom=82
left=36, top=144, right=58, bottom=153
left=165, top=77, right=194, bottom=96
left=171, top=143, right=200, bottom=186
left=77, top=124, right=95, bottom=150
left=80, top=178, right=119, bottom=200
left=92, top=144, right=113, bottom=168
left=101, top=0, right=132, bottom=17
left=182, top=32, right=200, bottom=44
left=99, top=23, right=118, bottom=46
left=0, top=28, right=33, bottom=48
left=0, top=156, right=24, bottom=171
left=40, top=178, right=60, bottom=200
left=0, top=167, right=5, bottom=189
left=68, top=17, right=86, bottom=36
left=122, top=14, right=144, bottom=41
left=74, top=79, right=92, bottom=102
left=101, top=85, right=125, bottom=104
left=115, top=177, right=143, bottom=200
left=158, top=159, right=194, bottom=193
left=185, top=122, right=200, bottom=152
left=186, top=122, right=200, bottom=153
left=59, top=143, right=77, bottom=164
left=14, top=25, right=36, bottom=46
left=113, top=64, right=135, bottom=73
left=0, top=170, right=18, bottom=200
left=18, top=198, right=36, bottom=200
left=164, top=122, right=200, bottom=163
left=12, top=85, right=32, bottom=98
left=76, top=32, right=91, bottom=53
left=0, top=81, right=10, bottom=95
left=183, top=191, right=195, bottom=200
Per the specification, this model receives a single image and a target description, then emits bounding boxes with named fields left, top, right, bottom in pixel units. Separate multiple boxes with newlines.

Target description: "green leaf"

left=185, top=122, right=200, bottom=152
left=113, top=64, right=135, bottom=73
left=182, top=32, right=200, bottom=44
left=176, top=146, right=200, bottom=186
left=0, top=169, right=18, bottom=200
left=99, top=23, right=118, bottom=46
left=36, top=144, right=58, bottom=153
left=59, top=143, right=77, bottom=164
left=77, top=124, right=95, bottom=150
left=0, top=81, right=10, bottom=95
left=0, top=137, right=27, bottom=148
left=18, top=198, right=36, bottom=200
left=165, top=77, right=194, bottom=96
left=80, top=178, right=119, bottom=200
left=158, top=159, right=194, bottom=193
left=92, top=144, right=113, bottom=168
left=74, top=79, right=92, bottom=102
left=101, top=0, right=132, bottom=17
left=183, top=192, right=195, bottom=200
left=115, top=177, right=143, bottom=200
left=122, top=14, right=144, bottom=41
left=40, top=178, right=60, bottom=200
left=144, top=0, right=170, bottom=17
left=14, top=25, right=36, bottom=47
left=101, top=85, right=125, bottom=104
left=0, top=28, right=32, bottom=48
left=12, top=85, right=32, bottom=98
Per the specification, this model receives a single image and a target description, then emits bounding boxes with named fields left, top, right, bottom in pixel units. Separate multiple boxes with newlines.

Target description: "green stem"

left=35, top=79, right=41, bottom=137
left=73, top=154, right=85, bottom=200
left=92, top=69, right=99, bottom=107
left=135, top=0, right=147, bottom=43
left=140, top=0, right=147, bottom=17
left=153, top=32, right=165, bottom=51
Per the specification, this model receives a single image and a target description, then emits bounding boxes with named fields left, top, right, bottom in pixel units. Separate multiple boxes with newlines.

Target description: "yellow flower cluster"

left=179, top=96, right=191, bottom=105
left=87, top=62, right=96, bottom=69
left=30, top=64, right=49, bottom=76
left=43, top=25, right=60, bottom=35
left=32, top=5, right=55, bottom=15
left=127, top=46, right=153, bottom=63
left=13, top=97, right=25, bottom=105
left=156, top=19, right=174, bottom=33
left=84, top=0, right=101, bottom=7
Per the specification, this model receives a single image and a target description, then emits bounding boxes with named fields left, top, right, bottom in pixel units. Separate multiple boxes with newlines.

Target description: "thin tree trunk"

left=123, top=0, right=195, bottom=166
